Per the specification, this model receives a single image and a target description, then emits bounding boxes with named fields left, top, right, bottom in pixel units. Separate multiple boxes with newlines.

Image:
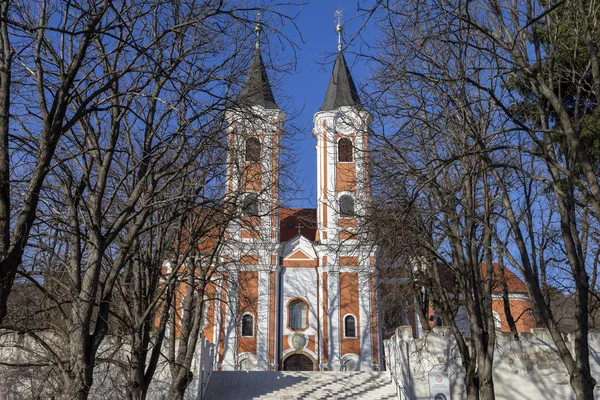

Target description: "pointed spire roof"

left=238, top=49, right=278, bottom=109
left=319, top=52, right=363, bottom=111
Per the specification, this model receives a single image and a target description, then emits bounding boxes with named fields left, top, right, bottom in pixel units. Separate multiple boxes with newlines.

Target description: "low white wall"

left=385, top=326, right=600, bottom=400
left=0, top=331, right=215, bottom=400
left=195, top=336, right=216, bottom=399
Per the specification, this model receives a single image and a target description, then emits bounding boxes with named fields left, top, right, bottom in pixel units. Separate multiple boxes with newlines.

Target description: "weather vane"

left=334, top=7, right=343, bottom=52
left=255, top=10, right=262, bottom=50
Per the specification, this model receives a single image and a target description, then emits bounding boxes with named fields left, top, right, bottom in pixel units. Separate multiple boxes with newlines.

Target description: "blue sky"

left=266, top=1, right=377, bottom=208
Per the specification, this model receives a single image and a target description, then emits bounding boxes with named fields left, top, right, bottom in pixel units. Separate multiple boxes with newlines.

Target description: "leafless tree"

left=367, top=119, right=503, bottom=400
left=363, top=0, right=600, bottom=398
left=0, top=1, right=302, bottom=399
left=0, top=0, right=116, bottom=325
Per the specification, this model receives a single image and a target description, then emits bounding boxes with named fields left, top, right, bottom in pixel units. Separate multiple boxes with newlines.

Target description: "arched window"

left=344, top=315, right=357, bottom=338
left=241, top=314, right=254, bottom=337
left=245, top=137, right=261, bottom=162
left=493, top=311, right=502, bottom=330
left=339, top=195, right=354, bottom=218
left=289, top=299, right=308, bottom=330
left=243, top=193, right=259, bottom=217
left=338, top=137, right=353, bottom=162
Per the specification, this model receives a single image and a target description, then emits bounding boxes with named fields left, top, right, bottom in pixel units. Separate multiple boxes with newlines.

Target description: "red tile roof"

left=482, top=262, right=529, bottom=294
left=279, top=208, right=317, bottom=242
left=437, top=262, right=529, bottom=294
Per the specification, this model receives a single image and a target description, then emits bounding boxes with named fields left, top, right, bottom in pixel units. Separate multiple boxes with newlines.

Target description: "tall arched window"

left=241, top=314, right=254, bottom=337
left=339, top=195, right=354, bottom=218
left=243, top=193, right=259, bottom=217
left=245, top=137, right=261, bottom=162
left=289, top=299, right=308, bottom=330
left=338, top=137, right=353, bottom=162
left=344, top=315, right=357, bottom=338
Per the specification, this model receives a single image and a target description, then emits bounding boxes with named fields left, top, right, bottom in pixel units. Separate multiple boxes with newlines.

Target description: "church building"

left=200, top=23, right=382, bottom=372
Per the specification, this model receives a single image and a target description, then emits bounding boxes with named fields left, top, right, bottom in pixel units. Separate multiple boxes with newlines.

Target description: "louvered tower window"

left=338, top=138, right=353, bottom=162
left=245, top=137, right=261, bottom=162
left=339, top=195, right=354, bottom=217
left=243, top=193, right=259, bottom=216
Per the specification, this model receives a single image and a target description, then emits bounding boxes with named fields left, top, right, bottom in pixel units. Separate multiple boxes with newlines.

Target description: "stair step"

left=204, top=371, right=397, bottom=400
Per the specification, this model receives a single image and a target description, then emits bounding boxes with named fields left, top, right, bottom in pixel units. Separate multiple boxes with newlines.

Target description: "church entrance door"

left=283, top=354, right=314, bottom=371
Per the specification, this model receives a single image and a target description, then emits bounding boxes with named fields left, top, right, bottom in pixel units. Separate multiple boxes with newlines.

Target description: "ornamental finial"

left=255, top=10, right=262, bottom=50
left=334, top=8, right=343, bottom=52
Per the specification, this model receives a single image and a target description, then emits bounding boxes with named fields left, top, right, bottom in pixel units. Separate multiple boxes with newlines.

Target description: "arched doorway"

left=283, top=354, right=314, bottom=371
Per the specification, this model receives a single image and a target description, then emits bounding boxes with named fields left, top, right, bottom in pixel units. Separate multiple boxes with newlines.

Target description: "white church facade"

left=200, top=32, right=382, bottom=372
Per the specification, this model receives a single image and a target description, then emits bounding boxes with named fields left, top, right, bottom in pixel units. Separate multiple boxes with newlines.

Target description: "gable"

left=281, top=234, right=317, bottom=268
left=287, top=249, right=313, bottom=260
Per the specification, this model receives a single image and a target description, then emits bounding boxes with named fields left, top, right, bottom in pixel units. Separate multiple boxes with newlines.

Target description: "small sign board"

left=428, top=371, right=451, bottom=400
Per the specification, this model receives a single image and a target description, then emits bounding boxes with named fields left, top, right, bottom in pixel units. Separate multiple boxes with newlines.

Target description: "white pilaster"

left=256, top=269, right=270, bottom=369
left=327, top=268, right=341, bottom=370
left=222, top=269, right=239, bottom=370
left=272, top=265, right=280, bottom=370
left=358, top=270, right=374, bottom=370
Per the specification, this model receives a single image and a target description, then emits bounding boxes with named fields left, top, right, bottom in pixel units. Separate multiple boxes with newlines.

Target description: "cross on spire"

left=334, top=8, right=343, bottom=52
left=254, top=10, right=262, bottom=50
left=296, top=223, right=303, bottom=235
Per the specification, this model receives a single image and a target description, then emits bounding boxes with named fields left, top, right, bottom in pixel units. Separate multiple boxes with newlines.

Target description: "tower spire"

left=237, top=10, right=277, bottom=109
left=334, top=8, right=343, bottom=52
left=319, top=8, right=362, bottom=111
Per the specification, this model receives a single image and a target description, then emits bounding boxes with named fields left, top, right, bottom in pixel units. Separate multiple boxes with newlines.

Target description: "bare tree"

left=364, top=0, right=600, bottom=399
left=0, top=0, right=116, bottom=325
left=0, top=2, right=302, bottom=399
left=368, top=127, right=502, bottom=400
left=363, top=3, right=513, bottom=397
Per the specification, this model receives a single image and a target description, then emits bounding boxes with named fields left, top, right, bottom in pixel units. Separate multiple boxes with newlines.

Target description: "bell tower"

left=312, top=26, right=372, bottom=245
left=225, top=26, right=285, bottom=244
left=311, top=14, right=380, bottom=371
left=219, top=21, right=285, bottom=371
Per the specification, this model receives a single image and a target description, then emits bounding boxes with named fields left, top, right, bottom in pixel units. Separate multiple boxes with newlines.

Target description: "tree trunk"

left=62, top=323, right=95, bottom=400
left=464, top=361, right=480, bottom=400
left=570, top=369, right=596, bottom=400
left=127, top=337, right=144, bottom=400
left=499, top=259, right=519, bottom=339
left=0, top=0, right=13, bottom=325
left=477, top=349, right=495, bottom=400
left=61, top=362, right=93, bottom=400
left=168, top=369, right=194, bottom=400
left=571, top=277, right=596, bottom=400
left=414, top=288, right=431, bottom=334
left=0, top=256, right=17, bottom=323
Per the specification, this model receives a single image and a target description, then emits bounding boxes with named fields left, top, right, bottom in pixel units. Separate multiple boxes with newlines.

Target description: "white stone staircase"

left=203, top=371, right=398, bottom=400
